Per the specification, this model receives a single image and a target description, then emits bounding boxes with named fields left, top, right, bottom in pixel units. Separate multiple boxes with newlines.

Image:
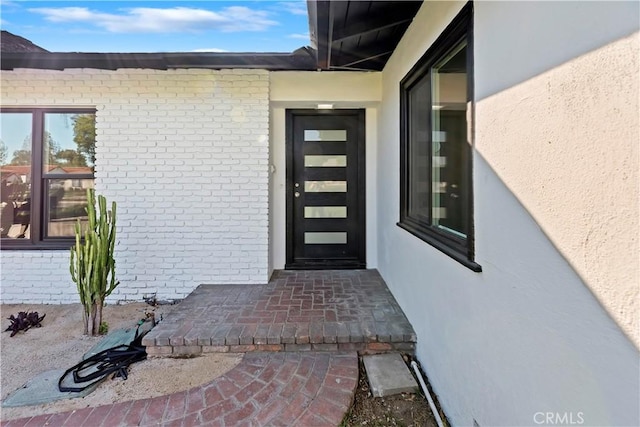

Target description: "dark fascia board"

left=307, top=0, right=319, bottom=51
left=309, top=0, right=332, bottom=70
left=0, top=51, right=317, bottom=71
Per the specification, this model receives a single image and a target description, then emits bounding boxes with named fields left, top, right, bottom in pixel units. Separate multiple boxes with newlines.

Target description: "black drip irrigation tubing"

left=58, top=327, right=147, bottom=393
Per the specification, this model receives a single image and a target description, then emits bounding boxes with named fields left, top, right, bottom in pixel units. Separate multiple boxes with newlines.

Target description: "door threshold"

left=285, top=262, right=366, bottom=270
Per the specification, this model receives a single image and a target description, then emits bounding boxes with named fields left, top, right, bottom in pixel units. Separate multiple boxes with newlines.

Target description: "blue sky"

left=0, top=0, right=311, bottom=53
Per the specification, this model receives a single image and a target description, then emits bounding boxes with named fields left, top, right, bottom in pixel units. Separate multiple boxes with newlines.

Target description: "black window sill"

left=1, top=240, right=74, bottom=251
left=397, top=221, right=482, bottom=272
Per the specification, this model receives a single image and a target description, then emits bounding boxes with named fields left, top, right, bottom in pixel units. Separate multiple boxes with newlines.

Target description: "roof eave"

left=307, top=0, right=423, bottom=72
left=310, top=0, right=332, bottom=70
left=0, top=52, right=317, bottom=71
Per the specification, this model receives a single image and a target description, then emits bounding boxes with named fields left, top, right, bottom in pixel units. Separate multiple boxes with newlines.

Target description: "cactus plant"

left=70, top=189, right=119, bottom=336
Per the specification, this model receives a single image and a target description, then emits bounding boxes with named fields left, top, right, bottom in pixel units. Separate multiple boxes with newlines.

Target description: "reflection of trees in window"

left=10, top=149, right=31, bottom=165
left=0, top=140, right=7, bottom=165
left=46, top=114, right=95, bottom=169
left=1, top=109, right=96, bottom=247
left=7, top=134, right=34, bottom=165
left=41, top=133, right=60, bottom=165
left=6, top=132, right=57, bottom=166
left=49, top=117, right=95, bottom=169
left=72, top=114, right=96, bottom=167
left=55, top=149, right=88, bottom=167
left=5, top=117, right=96, bottom=169
left=1, top=114, right=96, bottom=170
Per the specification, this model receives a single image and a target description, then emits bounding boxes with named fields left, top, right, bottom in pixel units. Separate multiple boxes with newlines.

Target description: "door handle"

left=294, top=191, right=300, bottom=198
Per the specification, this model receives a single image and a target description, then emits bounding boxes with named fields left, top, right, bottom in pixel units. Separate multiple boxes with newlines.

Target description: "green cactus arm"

left=104, top=200, right=118, bottom=297
left=70, top=189, right=120, bottom=330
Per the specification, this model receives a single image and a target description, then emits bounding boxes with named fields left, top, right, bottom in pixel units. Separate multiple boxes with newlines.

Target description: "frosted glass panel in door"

left=304, top=130, right=347, bottom=141
left=305, top=181, right=347, bottom=192
left=305, top=155, right=347, bottom=167
left=305, top=232, right=347, bottom=244
left=304, top=206, right=347, bottom=218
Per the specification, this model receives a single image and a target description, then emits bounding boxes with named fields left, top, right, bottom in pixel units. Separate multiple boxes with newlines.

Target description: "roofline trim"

left=0, top=51, right=317, bottom=71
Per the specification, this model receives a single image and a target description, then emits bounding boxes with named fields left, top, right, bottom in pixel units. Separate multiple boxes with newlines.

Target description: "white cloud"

left=288, top=33, right=309, bottom=40
left=191, top=48, right=228, bottom=53
left=0, top=0, right=21, bottom=16
left=0, top=0, right=19, bottom=8
left=278, top=2, right=307, bottom=16
left=29, top=6, right=279, bottom=33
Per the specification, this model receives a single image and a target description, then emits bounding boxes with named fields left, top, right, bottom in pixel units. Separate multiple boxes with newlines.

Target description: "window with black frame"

left=398, top=3, right=480, bottom=271
left=0, top=109, right=96, bottom=249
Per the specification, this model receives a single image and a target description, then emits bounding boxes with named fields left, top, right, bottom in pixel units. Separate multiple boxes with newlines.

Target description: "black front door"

left=286, top=110, right=366, bottom=269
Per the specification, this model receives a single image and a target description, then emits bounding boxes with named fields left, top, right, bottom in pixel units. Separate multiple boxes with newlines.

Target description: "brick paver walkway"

left=4, top=352, right=358, bottom=427
left=4, top=270, right=416, bottom=426
left=143, top=270, right=415, bottom=357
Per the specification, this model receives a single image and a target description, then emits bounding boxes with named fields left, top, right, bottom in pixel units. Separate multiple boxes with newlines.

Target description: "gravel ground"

left=0, top=302, right=241, bottom=421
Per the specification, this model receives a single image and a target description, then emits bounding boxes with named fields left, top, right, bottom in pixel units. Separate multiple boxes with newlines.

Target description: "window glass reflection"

left=1, top=113, right=32, bottom=239
left=47, top=179, right=94, bottom=238
left=44, top=113, right=96, bottom=174
left=430, top=40, right=469, bottom=238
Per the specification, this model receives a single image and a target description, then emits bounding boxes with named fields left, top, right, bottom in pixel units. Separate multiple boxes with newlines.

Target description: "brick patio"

left=3, top=270, right=415, bottom=426
left=5, top=352, right=359, bottom=427
left=143, top=270, right=416, bottom=357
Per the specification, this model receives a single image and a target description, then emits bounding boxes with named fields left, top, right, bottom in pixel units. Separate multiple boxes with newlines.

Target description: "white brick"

left=1, top=68, right=270, bottom=303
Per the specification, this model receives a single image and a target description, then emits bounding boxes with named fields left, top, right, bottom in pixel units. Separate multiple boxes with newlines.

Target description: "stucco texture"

left=476, top=30, right=639, bottom=348
left=376, top=1, right=640, bottom=426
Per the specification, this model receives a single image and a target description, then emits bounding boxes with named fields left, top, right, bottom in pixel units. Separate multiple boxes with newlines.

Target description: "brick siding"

left=1, top=69, right=270, bottom=303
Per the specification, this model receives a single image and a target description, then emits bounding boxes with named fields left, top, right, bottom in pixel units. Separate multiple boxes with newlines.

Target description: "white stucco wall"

left=377, top=1, right=639, bottom=426
left=474, top=0, right=640, bottom=348
left=268, top=71, right=381, bottom=273
left=1, top=68, right=270, bottom=303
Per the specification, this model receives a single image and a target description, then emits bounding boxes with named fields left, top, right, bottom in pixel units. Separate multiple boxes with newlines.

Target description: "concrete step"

left=363, top=353, right=419, bottom=397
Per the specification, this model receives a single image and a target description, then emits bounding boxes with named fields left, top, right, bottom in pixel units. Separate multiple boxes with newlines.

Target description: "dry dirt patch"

left=341, top=357, right=442, bottom=427
left=0, top=303, right=241, bottom=421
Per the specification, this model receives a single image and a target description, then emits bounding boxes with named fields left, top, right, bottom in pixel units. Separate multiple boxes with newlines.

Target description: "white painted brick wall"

left=0, top=251, right=78, bottom=303
left=1, top=68, right=270, bottom=303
